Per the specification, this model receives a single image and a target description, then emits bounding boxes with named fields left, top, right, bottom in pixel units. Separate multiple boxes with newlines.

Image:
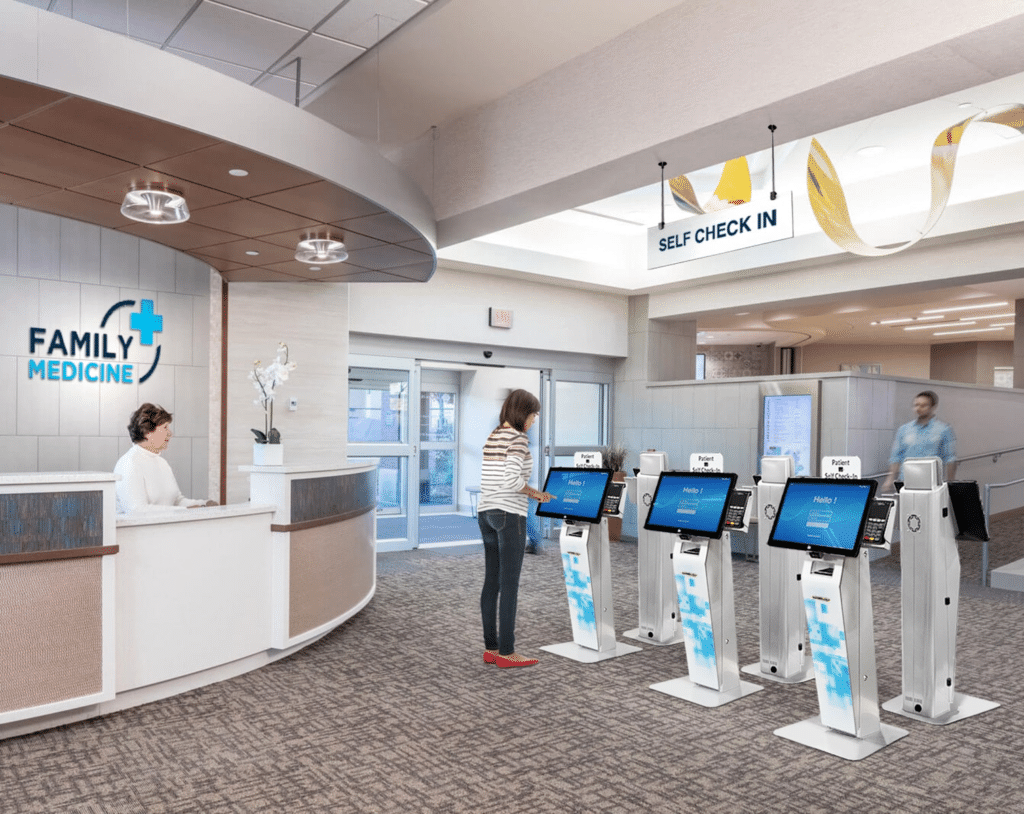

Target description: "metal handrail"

left=983, top=476, right=1024, bottom=587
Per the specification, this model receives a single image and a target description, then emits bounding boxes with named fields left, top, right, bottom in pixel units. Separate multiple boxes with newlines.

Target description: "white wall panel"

left=0, top=204, right=16, bottom=275
left=99, top=230, right=139, bottom=289
left=0, top=276, right=40, bottom=356
left=173, top=365, right=207, bottom=438
left=59, top=219, right=101, bottom=284
left=0, top=436, right=38, bottom=472
left=139, top=239, right=177, bottom=294
left=38, top=279, right=80, bottom=331
left=18, top=210, right=60, bottom=281
left=58, top=377, right=100, bottom=437
left=38, top=434, right=79, bottom=471
left=80, top=435, right=119, bottom=472
left=153, top=292, right=195, bottom=366
left=175, top=251, right=210, bottom=296
left=18, top=376, right=59, bottom=436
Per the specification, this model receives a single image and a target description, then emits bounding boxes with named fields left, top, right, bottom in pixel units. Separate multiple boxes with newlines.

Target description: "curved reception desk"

left=0, top=462, right=376, bottom=740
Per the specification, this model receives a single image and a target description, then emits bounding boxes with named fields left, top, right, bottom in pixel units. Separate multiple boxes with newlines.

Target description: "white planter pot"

left=252, top=442, right=283, bottom=466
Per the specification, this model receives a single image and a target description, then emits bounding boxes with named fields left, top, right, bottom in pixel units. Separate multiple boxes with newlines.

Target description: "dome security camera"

left=483, top=350, right=493, bottom=359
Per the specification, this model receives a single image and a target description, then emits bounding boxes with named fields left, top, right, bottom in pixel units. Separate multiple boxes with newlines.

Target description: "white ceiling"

left=10, top=0, right=1024, bottom=347
left=12, top=0, right=436, bottom=105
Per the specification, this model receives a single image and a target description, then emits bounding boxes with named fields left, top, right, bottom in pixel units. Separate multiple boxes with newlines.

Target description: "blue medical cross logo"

left=130, top=299, right=163, bottom=345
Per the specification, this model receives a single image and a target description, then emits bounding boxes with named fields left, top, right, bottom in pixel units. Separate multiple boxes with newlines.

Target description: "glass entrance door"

left=538, top=370, right=612, bottom=540
left=348, top=357, right=420, bottom=551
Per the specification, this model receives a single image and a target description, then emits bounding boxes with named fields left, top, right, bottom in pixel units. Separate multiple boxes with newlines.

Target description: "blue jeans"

left=478, top=509, right=527, bottom=655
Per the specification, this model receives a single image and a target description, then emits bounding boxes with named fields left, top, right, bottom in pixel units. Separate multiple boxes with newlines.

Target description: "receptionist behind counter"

left=114, top=403, right=217, bottom=514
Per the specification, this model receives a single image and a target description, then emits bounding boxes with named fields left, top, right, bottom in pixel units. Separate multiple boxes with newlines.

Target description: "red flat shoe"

left=495, top=653, right=539, bottom=668
left=483, top=650, right=498, bottom=664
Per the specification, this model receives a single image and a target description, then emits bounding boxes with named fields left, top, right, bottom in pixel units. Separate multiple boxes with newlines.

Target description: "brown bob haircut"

left=498, top=389, right=541, bottom=432
left=128, top=403, right=173, bottom=443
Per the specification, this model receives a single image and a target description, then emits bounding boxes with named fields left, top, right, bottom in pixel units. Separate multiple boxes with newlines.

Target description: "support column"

left=1014, top=299, right=1024, bottom=389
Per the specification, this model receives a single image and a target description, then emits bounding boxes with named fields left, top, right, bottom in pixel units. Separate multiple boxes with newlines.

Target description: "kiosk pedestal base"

left=882, top=692, right=999, bottom=725
left=540, top=641, right=641, bottom=663
left=621, top=627, right=687, bottom=646
left=740, top=655, right=815, bottom=684
left=774, top=716, right=908, bottom=761
left=650, top=676, right=762, bottom=708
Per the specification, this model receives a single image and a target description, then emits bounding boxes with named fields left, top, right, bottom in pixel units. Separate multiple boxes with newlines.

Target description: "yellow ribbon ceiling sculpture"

left=667, top=106, right=1024, bottom=257
left=669, top=156, right=752, bottom=215
left=807, top=104, right=1024, bottom=256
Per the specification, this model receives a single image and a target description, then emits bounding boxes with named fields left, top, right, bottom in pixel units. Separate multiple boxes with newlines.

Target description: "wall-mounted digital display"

left=643, top=471, right=738, bottom=539
left=767, top=477, right=877, bottom=557
left=760, top=385, right=819, bottom=477
left=696, top=353, right=706, bottom=380
left=536, top=467, right=613, bottom=524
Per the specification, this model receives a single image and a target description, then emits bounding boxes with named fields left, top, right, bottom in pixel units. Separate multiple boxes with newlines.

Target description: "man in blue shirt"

left=882, top=390, right=957, bottom=492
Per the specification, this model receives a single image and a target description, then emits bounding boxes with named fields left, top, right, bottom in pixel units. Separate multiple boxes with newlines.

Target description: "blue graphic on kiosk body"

left=561, top=553, right=597, bottom=637
left=804, top=598, right=854, bottom=718
left=675, top=574, right=717, bottom=674
left=27, top=298, right=164, bottom=385
left=647, top=475, right=732, bottom=536
left=772, top=481, right=873, bottom=552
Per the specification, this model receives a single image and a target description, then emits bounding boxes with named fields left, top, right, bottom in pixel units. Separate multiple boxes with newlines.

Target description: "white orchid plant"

left=249, top=343, right=296, bottom=444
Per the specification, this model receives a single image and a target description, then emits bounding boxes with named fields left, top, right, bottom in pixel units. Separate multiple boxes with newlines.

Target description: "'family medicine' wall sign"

left=27, top=298, right=165, bottom=384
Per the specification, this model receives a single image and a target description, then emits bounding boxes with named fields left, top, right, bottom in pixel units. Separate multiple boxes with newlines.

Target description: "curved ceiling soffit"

left=668, top=104, right=1024, bottom=258
left=0, top=4, right=436, bottom=284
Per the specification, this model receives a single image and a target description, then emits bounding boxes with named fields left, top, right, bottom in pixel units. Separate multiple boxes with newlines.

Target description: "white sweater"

left=114, top=444, right=206, bottom=514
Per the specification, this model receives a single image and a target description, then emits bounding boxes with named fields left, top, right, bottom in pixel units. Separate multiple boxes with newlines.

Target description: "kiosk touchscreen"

left=644, top=471, right=737, bottom=538
left=767, top=478, right=877, bottom=557
left=536, top=467, right=613, bottom=524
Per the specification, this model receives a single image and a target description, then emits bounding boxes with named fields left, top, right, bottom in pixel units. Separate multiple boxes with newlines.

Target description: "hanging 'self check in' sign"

left=27, top=298, right=165, bottom=385
left=648, top=193, right=794, bottom=269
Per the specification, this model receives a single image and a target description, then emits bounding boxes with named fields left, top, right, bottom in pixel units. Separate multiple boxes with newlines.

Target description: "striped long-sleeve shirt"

left=477, top=425, right=532, bottom=516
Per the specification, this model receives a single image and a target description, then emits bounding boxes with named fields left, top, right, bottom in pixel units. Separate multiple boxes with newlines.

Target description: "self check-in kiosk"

left=540, top=466, right=641, bottom=663
left=646, top=470, right=763, bottom=707
left=623, top=451, right=687, bottom=646
left=742, top=455, right=815, bottom=684
left=881, top=457, right=999, bottom=724
left=770, top=477, right=908, bottom=759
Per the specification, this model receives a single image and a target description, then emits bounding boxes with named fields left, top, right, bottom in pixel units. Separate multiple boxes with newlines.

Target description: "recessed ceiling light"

left=857, top=145, right=886, bottom=157
left=957, top=102, right=974, bottom=109
left=933, top=326, right=1004, bottom=336
left=309, top=266, right=322, bottom=271
left=245, top=250, right=260, bottom=256
left=905, top=321, right=975, bottom=331
left=922, top=301, right=1007, bottom=314
left=229, top=168, right=249, bottom=177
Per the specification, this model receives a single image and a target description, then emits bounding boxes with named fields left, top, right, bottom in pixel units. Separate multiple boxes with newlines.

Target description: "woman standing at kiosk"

left=478, top=389, right=553, bottom=668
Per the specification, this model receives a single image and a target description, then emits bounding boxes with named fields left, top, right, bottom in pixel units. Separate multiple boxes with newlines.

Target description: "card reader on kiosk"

left=769, top=476, right=908, bottom=759
left=539, top=466, right=642, bottom=663
left=645, top=470, right=763, bottom=707
left=742, top=456, right=815, bottom=684
left=881, top=457, right=999, bottom=724
left=622, top=451, right=687, bottom=646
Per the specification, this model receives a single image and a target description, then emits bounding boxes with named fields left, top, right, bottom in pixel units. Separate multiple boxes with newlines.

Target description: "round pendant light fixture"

left=120, top=187, right=190, bottom=224
left=295, top=237, right=347, bottom=265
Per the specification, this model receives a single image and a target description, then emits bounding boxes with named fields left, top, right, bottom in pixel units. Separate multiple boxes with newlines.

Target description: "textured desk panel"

left=0, top=491, right=103, bottom=556
left=289, top=470, right=375, bottom=525
left=0, top=558, right=103, bottom=713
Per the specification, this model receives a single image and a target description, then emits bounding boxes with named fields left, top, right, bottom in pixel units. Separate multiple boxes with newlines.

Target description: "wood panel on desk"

left=0, top=558, right=103, bottom=714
